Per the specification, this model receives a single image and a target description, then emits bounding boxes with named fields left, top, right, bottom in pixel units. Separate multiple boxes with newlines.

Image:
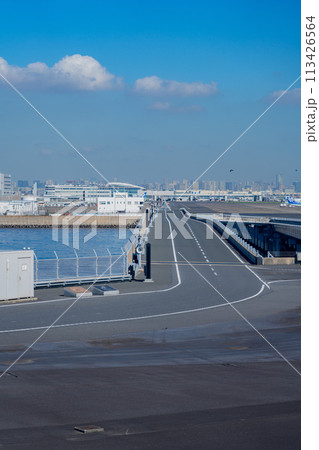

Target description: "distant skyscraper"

left=210, top=180, right=218, bottom=191
left=179, top=179, right=188, bottom=190
left=33, top=180, right=45, bottom=189
left=32, top=182, right=38, bottom=197
left=192, top=181, right=199, bottom=190
left=225, top=182, right=234, bottom=191
left=275, top=174, right=284, bottom=191
left=219, top=180, right=226, bottom=191
left=293, top=181, right=301, bottom=193
left=17, top=180, right=29, bottom=188
left=0, top=172, right=12, bottom=196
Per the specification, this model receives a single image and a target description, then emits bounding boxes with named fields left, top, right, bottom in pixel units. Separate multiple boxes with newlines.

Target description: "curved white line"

left=178, top=250, right=300, bottom=376
left=0, top=284, right=265, bottom=334
left=0, top=211, right=182, bottom=309
left=268, top=279, right=300, bottom=284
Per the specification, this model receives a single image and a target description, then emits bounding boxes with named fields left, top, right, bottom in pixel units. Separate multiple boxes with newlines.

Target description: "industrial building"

left=98, top=193, right=144, bottom=214
left=0, top=172, right=12, bottom=196
left=44, top=182, right=143, bottom=204
left=0, top=196, right=38, bottom=215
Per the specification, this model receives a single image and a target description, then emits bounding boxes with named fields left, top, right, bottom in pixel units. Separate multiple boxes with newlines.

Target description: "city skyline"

left=2, top=171, right=301, bottom=195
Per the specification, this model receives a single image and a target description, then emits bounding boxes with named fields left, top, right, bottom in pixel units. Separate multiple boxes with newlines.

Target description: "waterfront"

left=0, top=227, right=132, bottom=259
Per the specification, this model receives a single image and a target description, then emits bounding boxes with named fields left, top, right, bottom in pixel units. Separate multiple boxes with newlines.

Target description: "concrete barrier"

left=192, top=213, right=259, bottom=264
left=262, top=257, right=296, bottom=265
left=0, top=214, right=140, bottom=228
left=182, top=209, right=299, bottom=265
left=64, top=286, right=93, bottom=297
left=91, top=285, right=119, bottom=296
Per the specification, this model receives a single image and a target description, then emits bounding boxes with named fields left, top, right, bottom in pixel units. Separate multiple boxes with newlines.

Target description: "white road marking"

left=0, top=209, right=182, bottom=378
left=184, top=220, right=218, bottom=278
left=178, top=251, right=300, bottom=377
left=0, top=285, right=266, bottom=334
left=196, top=219, right=270, bottom=289
left=0, top=211, right=182, bottom=309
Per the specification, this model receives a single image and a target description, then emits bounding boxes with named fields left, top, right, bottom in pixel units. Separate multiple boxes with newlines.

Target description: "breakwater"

left=0, top=215, right=140, bottom=228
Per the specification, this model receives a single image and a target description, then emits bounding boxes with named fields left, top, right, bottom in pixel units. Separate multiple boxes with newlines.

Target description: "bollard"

left=144, top=243, right=153, bottom=282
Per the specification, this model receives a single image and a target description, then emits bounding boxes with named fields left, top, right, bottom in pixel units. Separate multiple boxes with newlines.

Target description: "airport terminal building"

left=44, top=182, right=144, bottom=204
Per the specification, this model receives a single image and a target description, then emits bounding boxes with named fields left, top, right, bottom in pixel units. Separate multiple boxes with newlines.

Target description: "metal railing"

left=123, top=211, right=150, bottom=255
left=34, top=249, right=130, bottom=286
left=193, top=213, right=261, bottom=263
left=33, top=211, right=153, bottom=287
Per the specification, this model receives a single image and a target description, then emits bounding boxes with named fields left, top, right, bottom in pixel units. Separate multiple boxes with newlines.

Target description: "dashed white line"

left=185, top=221, right=218, bottom=277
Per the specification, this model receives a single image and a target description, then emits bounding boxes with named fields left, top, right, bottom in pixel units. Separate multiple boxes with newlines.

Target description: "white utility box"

left=0, top=250, right=34, bottom=301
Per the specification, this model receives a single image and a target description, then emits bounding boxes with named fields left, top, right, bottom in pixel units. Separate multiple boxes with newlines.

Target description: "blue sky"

left=0, top=0, right=300, bottom=186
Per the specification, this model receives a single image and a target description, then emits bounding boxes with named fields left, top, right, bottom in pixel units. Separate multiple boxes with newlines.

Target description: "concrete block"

left=64, top=286, right=93, bottom=297
left=74, top=425, right=104, bottom=434
left=257, top=256, right=264, bottom=265
left=262, top=257, right=295, bottom=265
left=91, top=285, right=119, bottom=296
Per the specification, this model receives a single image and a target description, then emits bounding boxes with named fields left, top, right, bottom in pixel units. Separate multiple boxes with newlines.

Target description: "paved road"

left=0, top=203, right=301, bottom=449
left=178, top=201, right=301, bottom=219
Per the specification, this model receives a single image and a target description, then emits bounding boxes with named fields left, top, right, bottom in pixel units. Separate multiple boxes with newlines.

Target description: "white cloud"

left=134, top=75, right=217, bottom=97
left=0, top=54, right=123, bottom=91
left=147, top=101, right=204, bottom=112
left=266, top=88, right=301, bottom=105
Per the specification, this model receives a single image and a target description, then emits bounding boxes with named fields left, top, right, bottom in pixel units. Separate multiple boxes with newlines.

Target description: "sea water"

left=0, top=227, right=132, bottom=259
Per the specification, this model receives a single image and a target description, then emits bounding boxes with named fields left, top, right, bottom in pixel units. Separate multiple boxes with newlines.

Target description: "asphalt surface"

left=0, top=203, right=301, bottom=449
left=178, top=201, right=301, bottom=219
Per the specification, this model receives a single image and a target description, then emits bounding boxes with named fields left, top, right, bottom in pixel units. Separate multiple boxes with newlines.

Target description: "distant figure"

left=229, top=169, right=234, bottom=172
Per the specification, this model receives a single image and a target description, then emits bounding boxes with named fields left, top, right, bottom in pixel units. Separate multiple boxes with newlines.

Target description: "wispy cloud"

left=0, top=54, right=123, bottom=91
left=134, top=75, right=217, bottom=97
left=265, top=87, right=301, bottom=105
left=147, top=101, right=204, bottom=112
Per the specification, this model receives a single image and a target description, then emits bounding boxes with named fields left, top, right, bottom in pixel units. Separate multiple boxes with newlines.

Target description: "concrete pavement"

left=0, top=203, right=301, bottom=449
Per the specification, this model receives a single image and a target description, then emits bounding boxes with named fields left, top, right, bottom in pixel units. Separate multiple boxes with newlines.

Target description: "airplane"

left=281, top=196, right=301, bottom=207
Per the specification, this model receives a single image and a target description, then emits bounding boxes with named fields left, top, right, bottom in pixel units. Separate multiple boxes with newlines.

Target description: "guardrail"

left=210, top=214, right=301, bottom=226
left=195, top=213, right=260, bottom=264
left=181, top=208, right=300, bottom=265
left=180, top=209, right=260, bottom=263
